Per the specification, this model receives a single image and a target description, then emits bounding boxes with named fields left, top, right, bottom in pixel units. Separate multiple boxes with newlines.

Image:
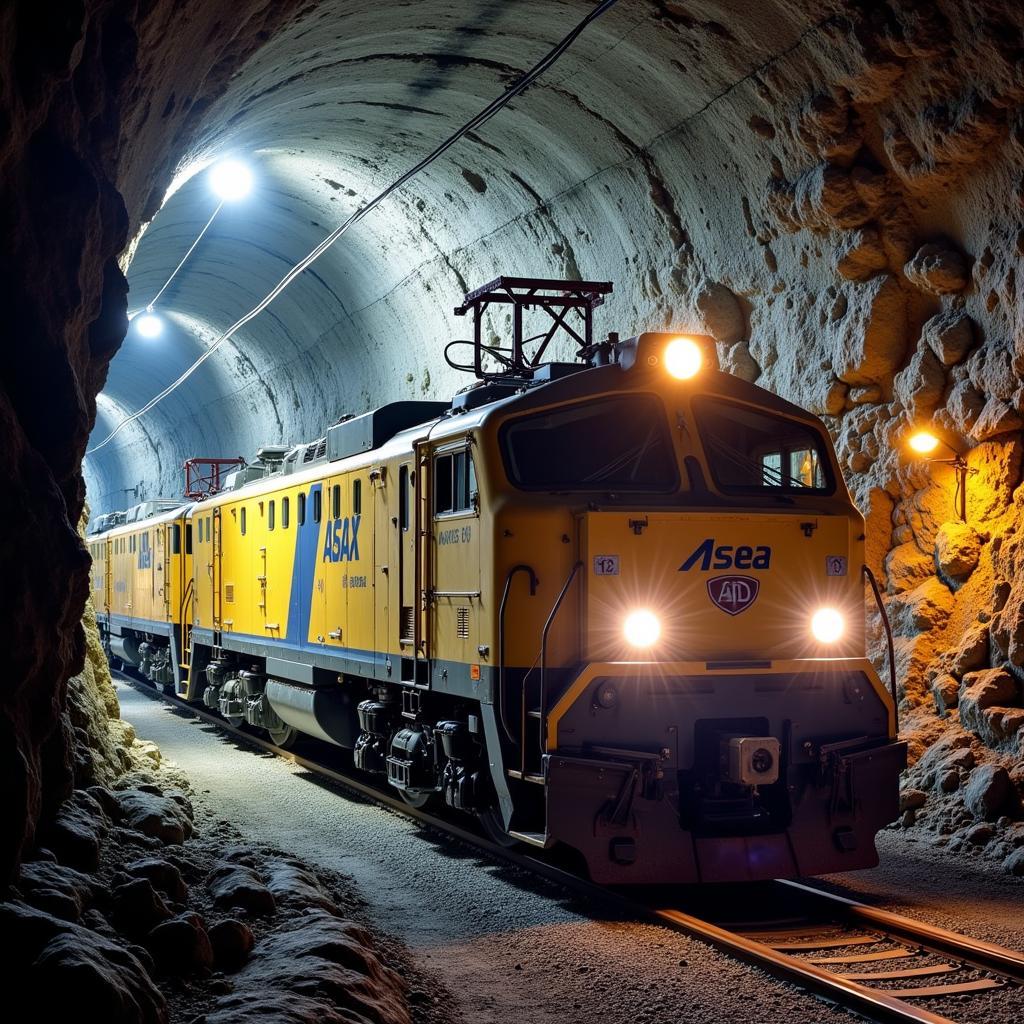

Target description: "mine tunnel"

left=3, top=1, right=1024, bottom=1021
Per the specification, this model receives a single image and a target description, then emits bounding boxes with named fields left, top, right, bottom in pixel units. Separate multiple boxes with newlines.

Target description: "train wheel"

left=398, top=789, right=435, bottom=810
left=477, top=805, right=519, bottom=848
left=267, top=722, right=298, bottom=749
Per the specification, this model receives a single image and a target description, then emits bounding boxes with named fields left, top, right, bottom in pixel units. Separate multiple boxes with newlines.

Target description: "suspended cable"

left=146, top=201, right=224, bottom=310
left=87, top=0, right=620, bottom=455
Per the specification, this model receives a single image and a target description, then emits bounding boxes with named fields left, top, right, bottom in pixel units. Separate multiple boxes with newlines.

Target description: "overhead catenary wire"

left=87, top=0, right=620, bottom=455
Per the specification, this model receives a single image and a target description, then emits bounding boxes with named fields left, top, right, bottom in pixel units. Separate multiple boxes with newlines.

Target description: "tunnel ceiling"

left=85, top=0, right=1024, bottom=517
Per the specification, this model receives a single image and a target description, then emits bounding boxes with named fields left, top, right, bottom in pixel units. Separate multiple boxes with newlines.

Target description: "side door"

left=397, top=460, right=415, bottom=654
left=372, top=464, right=390, bottom=675
left=212, top=506, right=223, bottom=639
left=430, top=442, right=481, bottom=682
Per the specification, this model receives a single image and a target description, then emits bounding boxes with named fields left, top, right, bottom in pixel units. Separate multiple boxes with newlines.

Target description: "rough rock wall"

left=0, top=0, right=306, bottom=880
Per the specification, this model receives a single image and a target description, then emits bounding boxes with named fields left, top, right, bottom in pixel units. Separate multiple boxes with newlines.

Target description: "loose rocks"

left=963, top=763, right=1012, bottom=820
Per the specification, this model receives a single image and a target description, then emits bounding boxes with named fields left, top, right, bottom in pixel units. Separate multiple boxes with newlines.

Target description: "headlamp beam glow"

left=624, top=609, right=660, bottom=648
left=664, top=336, right=702, bottom=380
left=811, top=607, right=844, bottom=644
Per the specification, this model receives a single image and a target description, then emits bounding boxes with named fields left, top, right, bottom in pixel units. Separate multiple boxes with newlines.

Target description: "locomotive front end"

left=490, top=332, right=906, bottom=884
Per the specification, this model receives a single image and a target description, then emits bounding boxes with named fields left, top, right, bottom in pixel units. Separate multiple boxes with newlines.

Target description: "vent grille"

left=400, top=605, right=414, bottom=641
left=303, top=437, right=327, bottom=463
left=456, top=606, right=470, bottom=639
left=225, top=583, right=235, bottom=603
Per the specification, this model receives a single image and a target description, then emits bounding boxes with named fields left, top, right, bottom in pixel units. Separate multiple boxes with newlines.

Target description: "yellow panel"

left=581, top=511, right=862, bottom=663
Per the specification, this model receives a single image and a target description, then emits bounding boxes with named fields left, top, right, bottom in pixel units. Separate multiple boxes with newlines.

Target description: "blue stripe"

left=286, top=483, right=323, bottom=646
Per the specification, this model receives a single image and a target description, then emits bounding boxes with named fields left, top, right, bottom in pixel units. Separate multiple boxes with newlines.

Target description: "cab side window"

left=434, top=450, right=476, bottom=515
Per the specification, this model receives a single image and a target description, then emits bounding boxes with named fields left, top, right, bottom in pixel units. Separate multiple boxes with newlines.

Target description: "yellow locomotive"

left=90, top=277, right=905, bottom=884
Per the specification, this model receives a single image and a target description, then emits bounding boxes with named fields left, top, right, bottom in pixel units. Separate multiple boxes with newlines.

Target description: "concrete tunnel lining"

left=86, top=0, right=866, bottom=511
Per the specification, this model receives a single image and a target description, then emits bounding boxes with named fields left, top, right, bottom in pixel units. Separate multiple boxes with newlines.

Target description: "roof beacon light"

left=664, top=336, right=702, bottom=380
left=209, top=159, right=253, bottom=202
left=134, top=309, right=163, bottom=338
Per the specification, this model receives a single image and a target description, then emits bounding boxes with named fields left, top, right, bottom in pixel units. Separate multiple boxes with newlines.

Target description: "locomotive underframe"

left=545, top=658, right=906, bottom=883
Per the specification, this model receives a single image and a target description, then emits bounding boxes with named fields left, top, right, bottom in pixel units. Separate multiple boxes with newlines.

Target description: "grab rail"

left=862, top=564, right=898, bottom=735
left=535, top=560, right=583, bottom=755
left=497, top=564, right=538, bottom=744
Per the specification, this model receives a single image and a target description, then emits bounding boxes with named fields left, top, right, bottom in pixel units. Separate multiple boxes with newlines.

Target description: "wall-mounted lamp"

left=906, top=430, right=969, bottom=522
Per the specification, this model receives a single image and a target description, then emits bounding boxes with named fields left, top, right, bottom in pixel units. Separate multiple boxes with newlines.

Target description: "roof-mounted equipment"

left=451, top=276, right=612, bottom=381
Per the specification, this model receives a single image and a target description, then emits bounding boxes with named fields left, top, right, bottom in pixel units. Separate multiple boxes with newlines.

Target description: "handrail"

left=533, top=559, right=583, bottom=761
left=497, top=564, right=538, bottom=744
left=862, top=564, right=898, bottom=735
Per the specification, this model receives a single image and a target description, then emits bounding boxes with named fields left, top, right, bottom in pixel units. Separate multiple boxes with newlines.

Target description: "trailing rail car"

left=90, top=277, right=906, bottom=884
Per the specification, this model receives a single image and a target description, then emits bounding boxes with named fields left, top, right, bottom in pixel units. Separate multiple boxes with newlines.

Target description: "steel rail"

left=777, top=879, right=1024, bottom=984
left=114, top=670, right=1021, bottom=1024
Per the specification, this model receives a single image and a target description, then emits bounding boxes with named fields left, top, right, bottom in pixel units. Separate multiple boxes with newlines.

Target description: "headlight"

left=811, top=607, right=844, bottom=643
left=624, top=609, right=660, bottom=648
left=664, top=337, right=702, bottom=380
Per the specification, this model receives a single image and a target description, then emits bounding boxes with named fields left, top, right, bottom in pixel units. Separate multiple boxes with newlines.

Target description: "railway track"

left=115, top=670, right=1023, bottom=1024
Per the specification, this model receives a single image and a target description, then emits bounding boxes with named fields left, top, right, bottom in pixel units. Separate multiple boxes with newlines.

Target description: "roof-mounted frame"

left=453, top=276, right=612, bottom=380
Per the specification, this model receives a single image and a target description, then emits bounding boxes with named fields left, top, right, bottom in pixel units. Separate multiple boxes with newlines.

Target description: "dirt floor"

left=115, top=680, right=1024, bottom=1024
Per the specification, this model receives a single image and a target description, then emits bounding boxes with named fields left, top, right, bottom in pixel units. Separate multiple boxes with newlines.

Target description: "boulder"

left=963, top=763, right=1012, bottom=820
left=948, top=622, right=989, bottom=676
left=115, top=790, right=193, bottom=845
left=965, top=822, right=995, bottom=845
left=946, top=380, right=985, bottom=434
left=830, top=273, right=906, bottom=386
left=16, top=860, right=96, bottom=921
left=1, top=901, right=165, bottom=1024
left=1004, top=848, right=1024, bottom=876
left=935, top=522, right=982, bottom=580
left=889, top=577, right=954, bottom=635
left=970, top=397, right=1024, bottom=443
left=209, top=919, right=255, bottom=971
left=894, top=346, right=946, bottom=419
left=146, top=913, right=214, bottom=975
left=694, top=281, right=744, bottom=345
left=111, top=878, right=173, bottom=937
left=720, top=341, right=760, bottom=382
left=938, top=769, right=960, bottom=792
left=203, top=909, right=409, bottom=1024
left=45, top=790, right=109, bottom=871
left=885, top=542, right=933, bottom=594
left=836, top=227, right=888, bottom=280
left=265, top=858, right=337, bottom=915
left=207, top=863, right=276, bottom=916
left=125, top=858, right=188, bottom=904
left=931, top=674, right=959, bottom=716
left=899, top=788, right=927, bottom=812
left=904, top=242, right=970, bottom=293
left=959, top=668, right=1019, bottom=741
left=922, top=310, right=974, bottom=365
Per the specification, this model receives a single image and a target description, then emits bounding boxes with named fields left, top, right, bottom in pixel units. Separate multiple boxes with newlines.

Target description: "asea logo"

left=679, top=538, right=771, bottom=571
left=707, top=575, right=759, bottom=615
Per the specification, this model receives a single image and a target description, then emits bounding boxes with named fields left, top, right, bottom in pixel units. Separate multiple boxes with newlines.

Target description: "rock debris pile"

left=2, top=588, right=413, bottom=1024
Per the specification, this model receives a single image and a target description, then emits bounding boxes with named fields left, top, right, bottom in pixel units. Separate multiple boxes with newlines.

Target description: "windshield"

left=501, top=394, right=678, bottom=491
left=694, top=397, right=834, bottom=494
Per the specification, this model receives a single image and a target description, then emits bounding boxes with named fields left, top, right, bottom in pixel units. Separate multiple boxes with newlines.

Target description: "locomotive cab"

left=481, top=329, right=905, bottom=883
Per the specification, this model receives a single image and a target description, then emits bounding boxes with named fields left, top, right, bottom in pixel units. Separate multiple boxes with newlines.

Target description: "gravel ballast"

left=116, top=680, right=1024, bottom=1024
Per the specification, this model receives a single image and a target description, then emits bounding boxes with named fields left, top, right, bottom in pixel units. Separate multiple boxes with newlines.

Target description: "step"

left=507, top=769, right=546, bottom=785
left=508, top=830, right=551, bottom=849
